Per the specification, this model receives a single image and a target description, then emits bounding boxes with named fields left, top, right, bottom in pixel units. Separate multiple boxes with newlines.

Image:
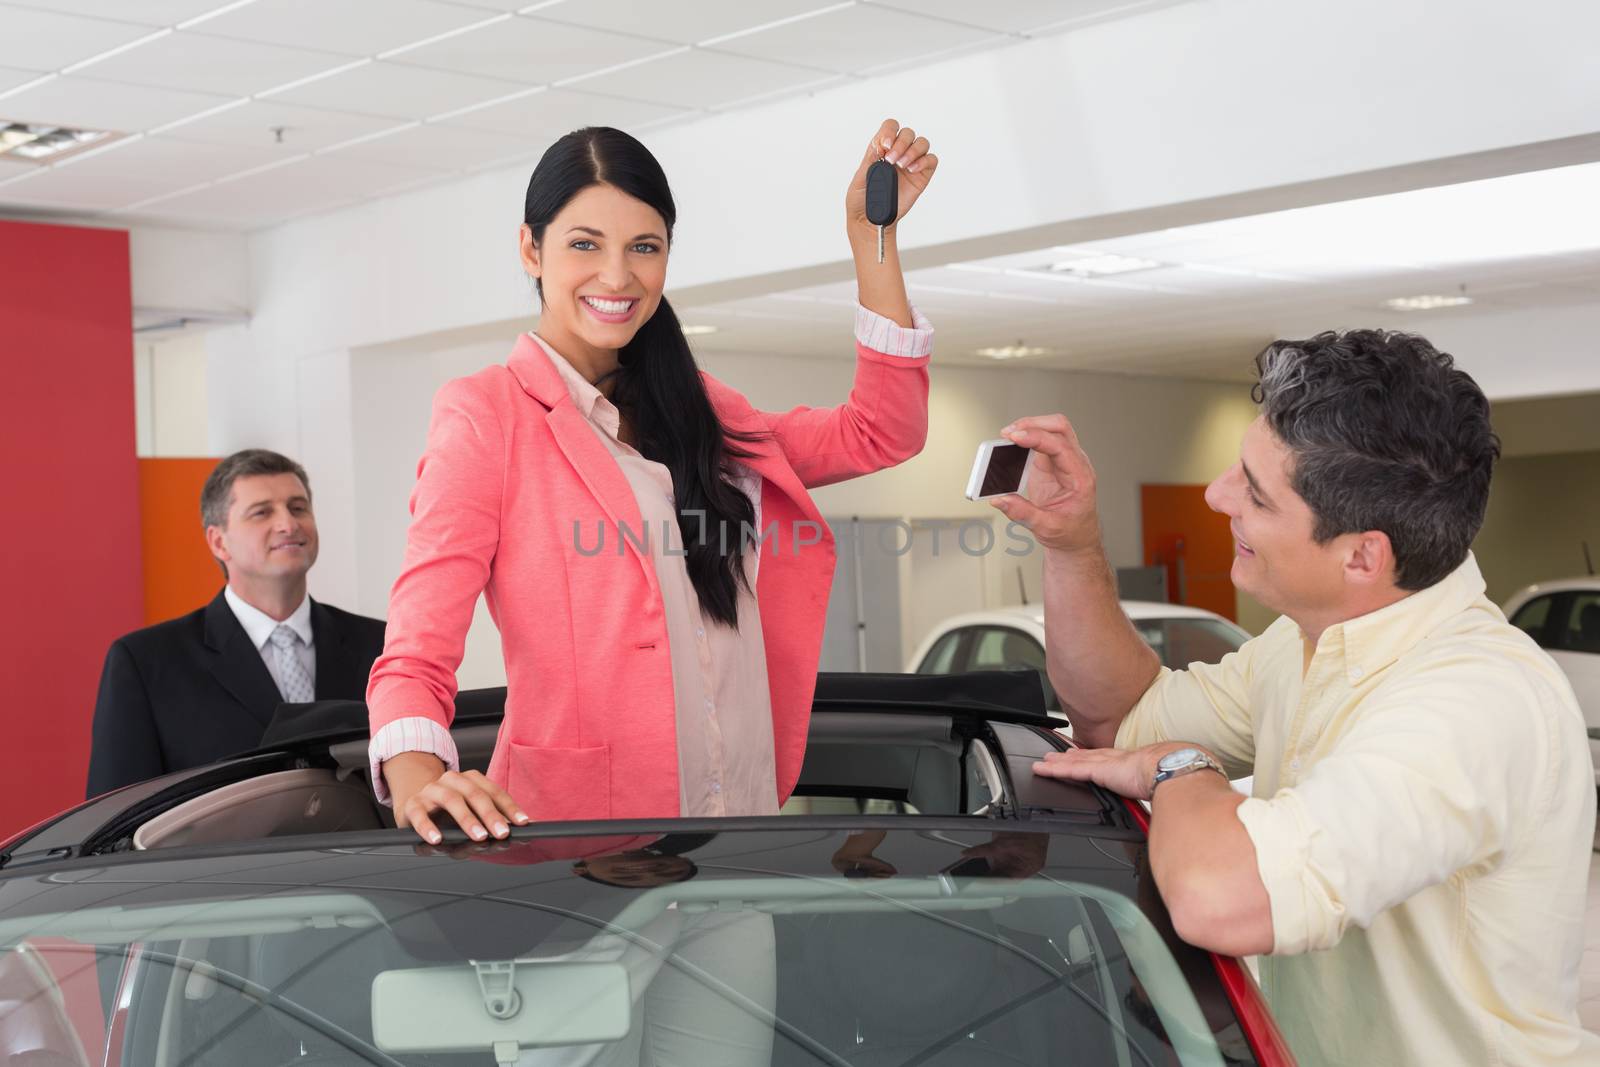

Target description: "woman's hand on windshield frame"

left=383, top=751, right=529, bottom=844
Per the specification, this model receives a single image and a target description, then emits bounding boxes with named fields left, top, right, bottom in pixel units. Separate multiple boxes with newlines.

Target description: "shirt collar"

left=1314, top=552, right=1488, bottom=685
left=527, top=332, right=623, bottom=439
left=224, top=586, right=313, bottom=651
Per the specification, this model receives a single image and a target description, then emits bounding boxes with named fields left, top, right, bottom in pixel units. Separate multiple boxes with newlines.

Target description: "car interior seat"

left=132, top=769, right=385, bottom=850
left=0, top=944, right=92, bottom=1067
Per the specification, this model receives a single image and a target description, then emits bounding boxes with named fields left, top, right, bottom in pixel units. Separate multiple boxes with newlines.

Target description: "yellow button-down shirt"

left=1116, top=554, right=1597, bottom=1066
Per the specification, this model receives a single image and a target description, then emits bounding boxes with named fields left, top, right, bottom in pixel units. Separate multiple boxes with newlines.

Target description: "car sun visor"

left=371, top=960, right=630, bottom=1065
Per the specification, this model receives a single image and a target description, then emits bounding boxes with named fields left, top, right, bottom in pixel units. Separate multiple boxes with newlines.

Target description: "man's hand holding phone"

left=986, top=415, right=1103, bottom=555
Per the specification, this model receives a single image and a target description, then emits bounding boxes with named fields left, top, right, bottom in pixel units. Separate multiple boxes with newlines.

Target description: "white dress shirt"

left=224, top=586, right=316, bottom=702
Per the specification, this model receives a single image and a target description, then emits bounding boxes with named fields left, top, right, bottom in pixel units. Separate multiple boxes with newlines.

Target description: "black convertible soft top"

left=258, top=669, right=1052, bottom=751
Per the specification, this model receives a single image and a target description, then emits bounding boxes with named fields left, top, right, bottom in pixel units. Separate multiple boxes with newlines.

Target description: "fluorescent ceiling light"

left=1047, top=253, right=1164, bottom=277
left=681, top=325, right=719, bottom=336
left=0, top=121, right=110, bottom=162
left=976, top=343, right=1048, bottom=360
left=1384, top=294, right=1474, bottom=311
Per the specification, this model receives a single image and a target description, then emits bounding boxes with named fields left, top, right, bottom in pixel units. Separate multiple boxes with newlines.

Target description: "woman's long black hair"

left=525, top=127, right=766, bottom=629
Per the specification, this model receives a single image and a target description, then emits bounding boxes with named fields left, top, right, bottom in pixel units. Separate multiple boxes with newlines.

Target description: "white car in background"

left=906, top=601, right=1253, bottom=715
left=1503, top=578, right=1600, bottom=788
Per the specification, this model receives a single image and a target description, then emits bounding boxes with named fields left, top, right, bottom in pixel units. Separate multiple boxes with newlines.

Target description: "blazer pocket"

left=506, top=743, right=611, bottom=823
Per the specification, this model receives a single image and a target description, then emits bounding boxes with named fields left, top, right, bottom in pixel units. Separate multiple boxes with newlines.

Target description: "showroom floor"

left=1584, top=833, right=1600, bottom=1034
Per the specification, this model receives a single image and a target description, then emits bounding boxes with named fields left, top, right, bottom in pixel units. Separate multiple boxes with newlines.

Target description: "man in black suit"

left=87, top=450, right=386, bottom=796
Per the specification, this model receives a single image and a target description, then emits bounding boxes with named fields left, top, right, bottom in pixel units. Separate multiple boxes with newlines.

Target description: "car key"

left=865, top=158, right=898, bottom=263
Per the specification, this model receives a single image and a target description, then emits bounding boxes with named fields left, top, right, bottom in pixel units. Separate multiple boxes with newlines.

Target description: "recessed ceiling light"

left=976, top=344, right=1049, bottom=361
left=0, top=121, right=111, bottom=162
left=1383, top=294, right=1474, bottom=311
left=1047, top=253, right=1164, bottom=277
left=681, top=325, right=719, bottom=336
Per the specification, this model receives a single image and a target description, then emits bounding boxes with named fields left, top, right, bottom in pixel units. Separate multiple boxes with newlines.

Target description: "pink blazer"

left=368, top=333, right=929, bottom=822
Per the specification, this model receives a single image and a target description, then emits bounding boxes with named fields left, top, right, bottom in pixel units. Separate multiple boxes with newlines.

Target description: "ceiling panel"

left=0, top=63, right=45, bottom=93
left=160, top=99, right=401, bottom=151
left=5, top=1, right=229, bottom=27
left=715, top=4, right=998, bottom=75
left=0, top=75, right=233, bottom=133
left=0, top=157, right=171, bottom=210
left=439, top=85, right=687, bottom=137
left=870, top=0, right=1186, bottom=35
left=394, top=15, right=674, bottom=85
left=575, top=48, right=831, bottom=110
left=0, top=5, right=157, bottom=71
left=425, top=0, right=527, bottom=9
left=141, top=153, right=439, bottom=226
left=198, top=0, right=493, bottom=58
left=533, top=0, right=846, bottom=46
left=266, top=60, right=527, bottom=120
left=81, top=30, right=348, bottom=96
left=325, top=120, right=531, bottom=171
left=52, top=132, right=286, bottom=188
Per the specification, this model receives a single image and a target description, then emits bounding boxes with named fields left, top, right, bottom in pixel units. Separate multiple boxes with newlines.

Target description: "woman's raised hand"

left=846, top=118, right=938, bottom=231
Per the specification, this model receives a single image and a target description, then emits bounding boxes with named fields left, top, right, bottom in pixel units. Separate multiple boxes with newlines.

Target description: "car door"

left=1130, top=617, right=1248, bottom=670
left=1511, top=591, right=1600, bottom=782
left=913, top=627, right=971, bottom=675
left=1545, top=592, right=1600, bottom=766
left=965, top=626, right=1060, bottom=711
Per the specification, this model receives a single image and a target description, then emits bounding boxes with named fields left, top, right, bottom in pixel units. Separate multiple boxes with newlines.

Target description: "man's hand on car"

left=1032, top=741, right=1218, bottom=801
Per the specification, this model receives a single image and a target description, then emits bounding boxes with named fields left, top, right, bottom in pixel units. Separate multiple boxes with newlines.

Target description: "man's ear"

left=1343, top=530, right=1395, bottom=587
left=204, top=524, right=230, bottom=568
left=518, top=224, right=541, bottom=279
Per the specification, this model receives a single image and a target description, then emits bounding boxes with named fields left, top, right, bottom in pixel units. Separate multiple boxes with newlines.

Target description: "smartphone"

left=965, top=439, right=1031, bottom=501
left=940, top=855, right=992, bottom=879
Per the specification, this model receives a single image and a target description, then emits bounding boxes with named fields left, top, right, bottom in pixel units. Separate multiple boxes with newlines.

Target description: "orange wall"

left=1140, top=483, right=1238, bottom=622
left=139, top=458, right=223, bottom=625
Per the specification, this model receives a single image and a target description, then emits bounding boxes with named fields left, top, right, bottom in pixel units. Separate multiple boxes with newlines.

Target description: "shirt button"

left=704, top=697, right=714, bottom=712
left=1290, top=758, right=1302, bottom=773
left=1350, top=666, right=1364, bottom=680
left=696, top=627, right=705, bottom=640
left=711, top=781, right=721, bottom=794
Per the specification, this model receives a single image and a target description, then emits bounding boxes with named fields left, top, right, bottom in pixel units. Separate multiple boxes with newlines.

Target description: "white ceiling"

left=0, top=0, right=1151, bottom=229
left=679, top=161, right=1600, bottom=381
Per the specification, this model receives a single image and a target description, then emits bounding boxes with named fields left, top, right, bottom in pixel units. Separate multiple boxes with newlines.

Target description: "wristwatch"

left=1151, top=747, right=1226, bottom=794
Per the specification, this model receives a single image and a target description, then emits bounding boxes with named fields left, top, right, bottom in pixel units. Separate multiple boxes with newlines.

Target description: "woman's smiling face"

left=520, top=182, right=669, bottom=359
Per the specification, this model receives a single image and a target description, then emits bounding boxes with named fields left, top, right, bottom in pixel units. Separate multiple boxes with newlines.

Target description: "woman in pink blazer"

left=369, top=120, right=939, bottom=843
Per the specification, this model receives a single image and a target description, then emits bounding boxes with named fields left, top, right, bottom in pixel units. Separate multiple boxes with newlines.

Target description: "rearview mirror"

left=372, top=959, right=630, bottom=1065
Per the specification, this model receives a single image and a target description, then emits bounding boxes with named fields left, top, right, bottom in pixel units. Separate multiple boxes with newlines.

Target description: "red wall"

left=0, top=219, right=143, bottom=836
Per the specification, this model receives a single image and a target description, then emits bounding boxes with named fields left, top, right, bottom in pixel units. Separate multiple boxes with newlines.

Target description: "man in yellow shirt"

left=994, top=329, right=1597, bottom=1065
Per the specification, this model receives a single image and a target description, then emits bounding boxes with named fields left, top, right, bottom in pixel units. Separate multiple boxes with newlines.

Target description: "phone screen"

left=980, top=444, right=1029, bottom=497
left=943, top=856, right=992, bottom=879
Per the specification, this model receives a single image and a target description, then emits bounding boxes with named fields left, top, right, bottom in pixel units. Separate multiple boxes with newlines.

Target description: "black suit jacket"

left=86, top=590, right=387, bottom=797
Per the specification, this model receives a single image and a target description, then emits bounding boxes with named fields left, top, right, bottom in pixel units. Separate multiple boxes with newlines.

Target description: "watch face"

left=1158, top=747, right=1201, bottom=772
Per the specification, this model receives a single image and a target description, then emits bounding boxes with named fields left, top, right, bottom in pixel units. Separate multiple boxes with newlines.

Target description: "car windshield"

left=0, top=826, right=1257, bottom=1066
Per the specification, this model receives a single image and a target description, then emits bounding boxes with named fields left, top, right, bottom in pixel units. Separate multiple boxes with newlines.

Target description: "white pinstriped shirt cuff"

left=854, top=303, right=934, bottom=357
left=369, top=716, right=461, bottom=807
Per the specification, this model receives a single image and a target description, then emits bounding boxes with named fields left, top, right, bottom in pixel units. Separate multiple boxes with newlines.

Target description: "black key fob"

left=865, top=159, right=898, bottom=226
